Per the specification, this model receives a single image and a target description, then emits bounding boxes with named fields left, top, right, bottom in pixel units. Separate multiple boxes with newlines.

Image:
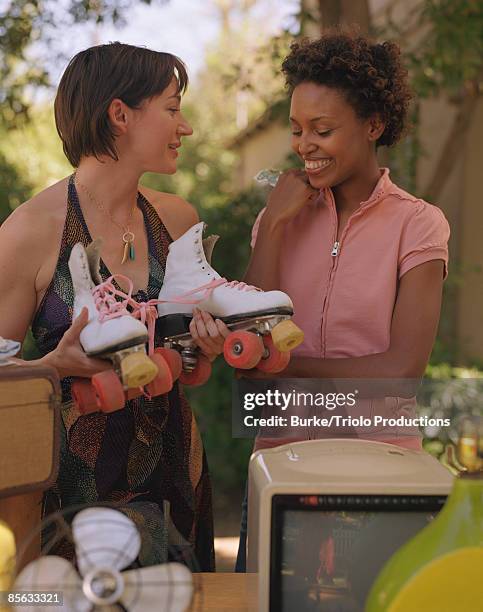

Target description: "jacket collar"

left=322, top=167, right=396, bottom=214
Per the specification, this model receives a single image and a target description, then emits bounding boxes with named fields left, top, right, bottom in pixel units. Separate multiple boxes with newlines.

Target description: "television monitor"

left=247, top=439, right=453, bottom=612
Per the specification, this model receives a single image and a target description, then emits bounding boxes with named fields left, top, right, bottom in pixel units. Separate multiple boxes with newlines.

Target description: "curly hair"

left=281, top=32, right=412, bottom=147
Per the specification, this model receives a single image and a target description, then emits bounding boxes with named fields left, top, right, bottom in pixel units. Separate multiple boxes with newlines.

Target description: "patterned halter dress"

left=31, top=175, right=215, bottom=571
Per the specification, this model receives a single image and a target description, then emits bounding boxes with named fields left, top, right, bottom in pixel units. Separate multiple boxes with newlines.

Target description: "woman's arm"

left=247, top=260, right=444, bottom=379
left=243, top=212, right=285, bottom=290
left=0, top=206, right=41, bottom=346
left=0, top=203, right=110, bottom=377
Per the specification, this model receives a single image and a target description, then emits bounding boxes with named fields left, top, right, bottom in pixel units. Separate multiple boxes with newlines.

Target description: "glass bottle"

left=366, top=420, right=483, bottom=611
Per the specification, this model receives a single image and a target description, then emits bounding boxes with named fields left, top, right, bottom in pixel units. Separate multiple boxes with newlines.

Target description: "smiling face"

left=290, top=82, right=381, bottom=191
left=126, top=77, right=193, bottom=174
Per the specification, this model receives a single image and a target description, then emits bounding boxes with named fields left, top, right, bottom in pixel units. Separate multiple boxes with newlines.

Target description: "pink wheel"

left=91, top=370, right=125, bottom=413
left=154, top=347, right=183, bottom=381
left=126, top=387, right=143, bottom=401
left=223, top=331, right=264, bottom=369
left=146, top=353, right=174, bottom=397
left=179, top=354, right=212, bottom=386
left=72, top=378, right=99, bottom=414
left=257, top=336, right=291, bottom=374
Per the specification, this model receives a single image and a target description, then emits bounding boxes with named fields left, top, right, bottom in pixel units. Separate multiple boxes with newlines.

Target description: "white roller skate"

left=69, top=240, right=173, bottom=414
left=155, top=222, right=304, bottom=385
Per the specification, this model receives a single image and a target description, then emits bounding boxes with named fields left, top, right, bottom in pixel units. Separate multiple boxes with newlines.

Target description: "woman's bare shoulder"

left=2, top=177, right=68, bottom=240
left=0, top=178, right=69, bottom=287
left=139, top=186, right=199, bottom=240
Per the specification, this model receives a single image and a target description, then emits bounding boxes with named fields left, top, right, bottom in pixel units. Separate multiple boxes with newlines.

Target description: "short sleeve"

left=250, top=207, right=267, bottom=249
left=398, top=203, right=450, bottom=280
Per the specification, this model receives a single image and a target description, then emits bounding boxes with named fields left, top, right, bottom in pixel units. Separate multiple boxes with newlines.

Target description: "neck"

left=75, top=156, right=142, bottom=217
left=331, top=157, right=382, bottom=214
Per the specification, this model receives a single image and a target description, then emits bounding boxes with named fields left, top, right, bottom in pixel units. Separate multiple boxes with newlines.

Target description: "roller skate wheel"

left=120, top=351, right=158, bottom=388
left=224, top=331, right=264, bottom=369
left=72, top=378, right=100, bottom=414
left=257, top=336, right=291, bottom=374
left=271, top=320, right=304, bottom=352
left=91, top=370, right=125, bottom=413
left=146, top=353, right=174, bottom=396
left=179, top=354, right=212, bottom=386
left=126, top=387, right=143, bottom=401
left=154, top=347, right=183, bottom=381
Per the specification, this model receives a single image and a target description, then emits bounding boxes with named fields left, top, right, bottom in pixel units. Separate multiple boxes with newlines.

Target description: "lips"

left=168, top=143, right=181, bottom=158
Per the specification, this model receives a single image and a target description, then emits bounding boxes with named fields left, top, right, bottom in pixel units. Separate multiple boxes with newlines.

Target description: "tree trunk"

left=424, top=91, right=480, bottom=202
left=317, top=0, right=371, bottom=33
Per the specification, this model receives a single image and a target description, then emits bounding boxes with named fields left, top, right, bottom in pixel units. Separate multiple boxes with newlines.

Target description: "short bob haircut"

left=282, top=32, right=411, bottom=147
left=55, top=42, right=188, bottom=167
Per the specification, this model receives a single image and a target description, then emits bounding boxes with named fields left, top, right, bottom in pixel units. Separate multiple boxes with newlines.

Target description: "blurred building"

left=230, top=0, right=483, bottom=364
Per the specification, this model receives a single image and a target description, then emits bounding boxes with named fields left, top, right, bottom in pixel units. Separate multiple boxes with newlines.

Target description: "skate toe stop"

left=121, top=352, right=158, bottom=387
left=271, top=320, right=304, bottom=352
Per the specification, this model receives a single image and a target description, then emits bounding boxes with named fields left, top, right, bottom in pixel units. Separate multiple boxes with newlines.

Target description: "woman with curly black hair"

left=236, top=31, right=450, bottom=571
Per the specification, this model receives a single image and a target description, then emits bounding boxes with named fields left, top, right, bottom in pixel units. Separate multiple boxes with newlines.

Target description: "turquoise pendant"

left=129, top=243, right=135, bottom=261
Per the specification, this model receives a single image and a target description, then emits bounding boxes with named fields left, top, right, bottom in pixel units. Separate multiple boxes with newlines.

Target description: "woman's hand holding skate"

left=189, top=308, right=230, bottom=362
left=43, top=307, right=112, bottom=379
left=265, top=169, right=319, bottom=226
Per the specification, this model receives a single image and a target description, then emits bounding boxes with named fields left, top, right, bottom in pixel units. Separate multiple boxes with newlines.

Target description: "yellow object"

left=389, top=547, right=483, bottom=612
left=0, top=520, right=15, bottom=611
left=458, top=419, right=483, bottom=473
left=271, top=320, right=304, bottom=352
left=120, top=352, right=158, bottom=388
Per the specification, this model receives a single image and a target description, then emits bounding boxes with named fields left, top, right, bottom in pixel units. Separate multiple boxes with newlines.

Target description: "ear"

left=367, top=115, right=385, bottom=143
left=107, top=98, right=129, bottom=135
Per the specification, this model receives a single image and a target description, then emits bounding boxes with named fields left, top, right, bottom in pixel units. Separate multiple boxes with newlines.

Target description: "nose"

left=178, top=113, right=193, bottom=137
left=298, top=133, right=318, bottom=157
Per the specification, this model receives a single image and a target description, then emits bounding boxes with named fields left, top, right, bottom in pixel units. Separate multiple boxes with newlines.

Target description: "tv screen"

left=270, top=494, right=446, bottom=612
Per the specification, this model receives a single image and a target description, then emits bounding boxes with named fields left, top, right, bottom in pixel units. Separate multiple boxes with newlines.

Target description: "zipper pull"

left=331, top=241, right=340, bottom=257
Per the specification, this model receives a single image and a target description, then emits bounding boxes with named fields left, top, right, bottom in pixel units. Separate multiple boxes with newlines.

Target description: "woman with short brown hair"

left=0, top=42, right=227, bottom=570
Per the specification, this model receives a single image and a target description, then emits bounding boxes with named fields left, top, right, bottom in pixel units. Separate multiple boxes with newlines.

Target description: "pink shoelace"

left=92, top=276, right=261, bottom=356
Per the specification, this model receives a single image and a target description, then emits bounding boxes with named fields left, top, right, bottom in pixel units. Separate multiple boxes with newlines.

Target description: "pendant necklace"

left=75, top=175, right=137, bottom=264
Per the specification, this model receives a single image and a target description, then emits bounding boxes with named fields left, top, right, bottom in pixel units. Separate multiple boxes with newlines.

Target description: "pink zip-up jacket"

left=251, top=169, right=450, bottom=450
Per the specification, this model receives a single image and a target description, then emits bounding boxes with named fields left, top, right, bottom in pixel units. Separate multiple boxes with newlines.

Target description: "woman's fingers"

left=190, top=308, right=229, bottom=356
left=83, top=354, right=112, bottom=375
left=215, top=318, right=231, bottom=337
left=65, top=307, right=89, bottom=341
left=49, top=308, right=112, bottom=378
left=190, top=311, right=218, bottom=354
left=199, top=309, right=219, bottom=337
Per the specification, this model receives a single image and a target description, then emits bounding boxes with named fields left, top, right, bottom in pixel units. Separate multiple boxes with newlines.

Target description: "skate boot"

left=69, top=240, right=173, bottom=414
left=156, top=222, right=304, bottom=385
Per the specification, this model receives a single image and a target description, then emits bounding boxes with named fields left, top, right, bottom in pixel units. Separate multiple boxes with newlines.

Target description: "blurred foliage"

left=0, top=0, right=167, bottom=129
left=380, top=0, right=483, bottom=98
left=0, top=105, right=71, bottom=219
left=0, top=1, right=50, bottom=129
left=67, top=0, right=167, bottom=24
left=419, top=369, right=483, bottom=463
left=0, top=146, right=31, bottom=222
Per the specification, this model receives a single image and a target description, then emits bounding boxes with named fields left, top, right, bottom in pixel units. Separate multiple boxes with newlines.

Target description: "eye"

left=316, top=129, right=333, bottom=137
left=169, top=108, right=180, bottom=115
left=291, top=130, right=302, bottom=136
